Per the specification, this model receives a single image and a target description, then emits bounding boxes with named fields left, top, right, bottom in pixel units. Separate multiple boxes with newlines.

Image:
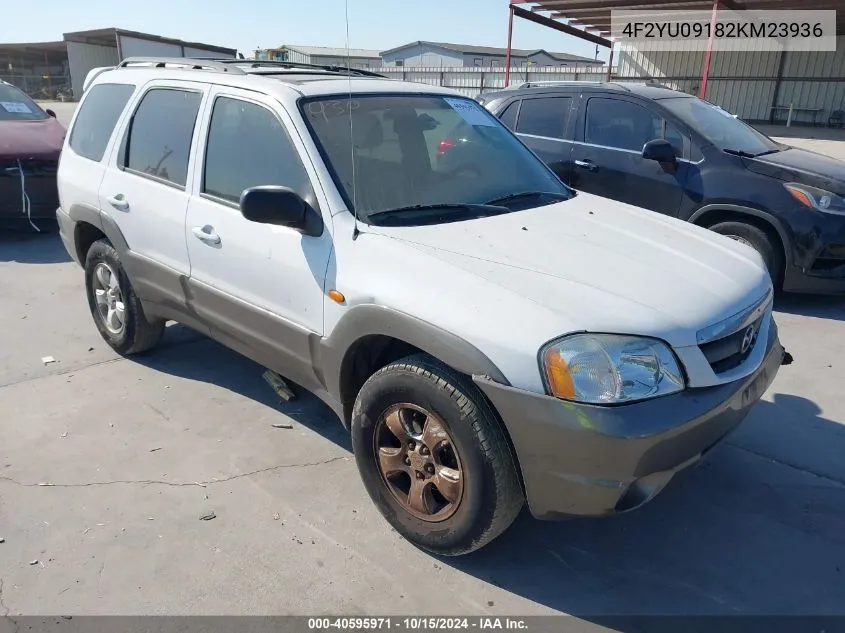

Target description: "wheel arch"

left=68, top=203, right=133, bottom=267
left=690, top=204, right=791, bottom=271
left=320, top=306, right=510, bottom=429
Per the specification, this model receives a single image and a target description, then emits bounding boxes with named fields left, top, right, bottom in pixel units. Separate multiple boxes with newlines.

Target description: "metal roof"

left=272, top=45, right=382, bottom=59
left=62, top=27, right=237, bottom=55
left=379, top=40, right=600, bottom=64
left=520, top=0, right=845, bottom=38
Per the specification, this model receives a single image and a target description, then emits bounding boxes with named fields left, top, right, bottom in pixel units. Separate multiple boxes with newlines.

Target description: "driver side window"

left=586, top=97, right=682, bottom=155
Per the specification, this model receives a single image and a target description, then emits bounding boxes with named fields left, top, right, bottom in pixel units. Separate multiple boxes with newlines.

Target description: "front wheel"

left=709, top=221, right=783, bottom=286
left=351, top=353, right=524, bottom=556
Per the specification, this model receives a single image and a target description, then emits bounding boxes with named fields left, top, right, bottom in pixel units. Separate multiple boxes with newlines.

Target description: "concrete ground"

left=0, top=102, right=842, bottom=622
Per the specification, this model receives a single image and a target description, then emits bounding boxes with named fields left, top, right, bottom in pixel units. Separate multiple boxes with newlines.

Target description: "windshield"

left=0, top=84, right=47, bottom=121
left=660, top=96, right=779, bottom=156
left=300, top=94, right=572, bottom=224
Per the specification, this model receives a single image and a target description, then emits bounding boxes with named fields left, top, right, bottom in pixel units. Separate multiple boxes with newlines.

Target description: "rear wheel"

left=351, top=353, right=524, bottom=556
left=84, top=239, right=165, bottom=355
left=709, top=221, right=783, bottom=285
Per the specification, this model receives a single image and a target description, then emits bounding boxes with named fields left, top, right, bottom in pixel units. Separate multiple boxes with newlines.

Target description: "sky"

left=3, top=0, right=608, bottom=62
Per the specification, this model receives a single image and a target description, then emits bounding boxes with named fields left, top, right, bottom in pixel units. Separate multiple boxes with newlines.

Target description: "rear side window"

left=69, top=83, right=135, bottom=162
left=202, top=97, right=311, bottom=204
left=498, top=101, right=519, bottom=130
left=122, top=88, right=202, bottom=187
left=516, top=96, right=572, bottom=140
left=585, top=97, right=663, bottom=152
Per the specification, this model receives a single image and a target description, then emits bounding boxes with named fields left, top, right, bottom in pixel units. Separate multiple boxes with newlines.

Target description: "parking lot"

left=1, top=103, right=844, bottom=621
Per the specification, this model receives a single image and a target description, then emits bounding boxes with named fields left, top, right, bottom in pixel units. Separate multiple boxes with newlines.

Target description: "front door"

left=184, top=88, right=333, bottom=389
left=571, top=95, right=688, bottom=216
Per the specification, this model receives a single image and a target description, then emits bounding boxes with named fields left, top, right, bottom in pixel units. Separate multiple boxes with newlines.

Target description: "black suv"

left=470, top=82, right=845, bottom=294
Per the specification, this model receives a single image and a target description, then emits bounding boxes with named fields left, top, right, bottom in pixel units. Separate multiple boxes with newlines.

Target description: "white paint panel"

left=67, top=41, right=119, bottom=99
left=118, top=35, right=182, bottom=58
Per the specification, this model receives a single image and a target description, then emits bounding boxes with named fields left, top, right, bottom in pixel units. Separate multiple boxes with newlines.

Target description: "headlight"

left=784, top=183, right=845, bottom=215
left=541, top=334, right=685, bottom=405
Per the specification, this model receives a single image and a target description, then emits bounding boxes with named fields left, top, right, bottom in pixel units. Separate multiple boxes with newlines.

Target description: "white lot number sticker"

left=444, top=97, right=496, bottom=127
left=1, top=101, right=32, bottom=113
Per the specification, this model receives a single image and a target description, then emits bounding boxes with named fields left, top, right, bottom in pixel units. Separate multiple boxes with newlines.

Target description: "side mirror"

left=642, top=139, right=677, bottom=163
left=239, top=186, right=307, bottom=228
left=46, top=109, right=57, bottom=118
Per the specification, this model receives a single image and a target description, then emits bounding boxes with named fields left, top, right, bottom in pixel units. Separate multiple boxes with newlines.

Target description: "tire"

left=351, top=353, right=524, bottom=556
left=84, top=238, right=165, bottom=355
left=709, top=221, right=783, bottom=284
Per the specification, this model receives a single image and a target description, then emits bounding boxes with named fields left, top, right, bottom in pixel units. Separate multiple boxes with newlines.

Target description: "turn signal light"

left=328, top=289, right=346, bottom=304
left=543, top=348, right=576, bottom=399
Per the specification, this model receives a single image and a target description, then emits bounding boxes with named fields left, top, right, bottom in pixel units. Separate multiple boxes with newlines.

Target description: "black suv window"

left=516, top=96, right=572, bottom=139
left=69, top=83, right=135, bottom=162
left=498, top=100, right=519, bottom=130
left=586, top=97, right=667, bottom=152
left=203, top=97, right=312, bottom=204
left=122, top=88, right=201, bottom=187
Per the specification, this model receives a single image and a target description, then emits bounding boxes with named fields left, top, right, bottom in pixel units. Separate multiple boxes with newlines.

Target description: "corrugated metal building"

left=254, top=45, right=381, bottom=68
left=380, top=41, right=602, bottom=68
left=0, top=28, right=237, bottom=100
left=616, top=39, right=845, bottom=123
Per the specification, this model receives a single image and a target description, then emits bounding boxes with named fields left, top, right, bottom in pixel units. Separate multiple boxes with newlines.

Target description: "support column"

left=606, top=46, right=614, bottom=81
left=505, top=3, right=515, bottom=87
left=699, top=0, right=719, bottom=99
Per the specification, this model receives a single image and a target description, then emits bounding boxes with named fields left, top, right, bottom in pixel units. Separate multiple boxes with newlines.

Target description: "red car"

left=0, top=81, right=66, bottom=230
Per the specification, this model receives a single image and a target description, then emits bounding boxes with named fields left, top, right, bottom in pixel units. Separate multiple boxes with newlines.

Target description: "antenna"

left=345, top=0, right=360, bottom=240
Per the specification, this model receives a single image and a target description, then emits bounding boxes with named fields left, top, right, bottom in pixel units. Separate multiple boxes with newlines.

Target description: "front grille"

left=699, top=315, right=764, bottom=373
left=0, top=159, right=59, bottom=219
left=1, top=159, right=58, bottom=177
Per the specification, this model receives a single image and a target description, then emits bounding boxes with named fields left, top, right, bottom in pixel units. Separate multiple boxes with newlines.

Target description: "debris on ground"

left=273, top=512, right=281, bottom=521
left=61, top=432, right=68, bottom=438
left=271, top=422, right=294, bottom=429
left=0, top=537, right=5, bottom=543
left=149, top=447, right=163, bottom=452
left=41, top=356, right=57, bottom=365
left=29, top=559, right=39, bottom=565
left=199, top=511, right=217, bottom=521
left=263, top=370, right=297, bottom=401
left=88, top=347, right=94, bottom=352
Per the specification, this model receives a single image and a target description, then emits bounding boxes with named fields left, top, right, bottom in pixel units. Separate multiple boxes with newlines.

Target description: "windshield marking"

left=306, top=99, right=360, bottom=122
left=1, top=101, right=33, bottom=114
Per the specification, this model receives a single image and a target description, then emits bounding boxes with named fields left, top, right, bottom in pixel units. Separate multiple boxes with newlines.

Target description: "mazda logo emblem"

left=740, top=324, right=757, bottom=354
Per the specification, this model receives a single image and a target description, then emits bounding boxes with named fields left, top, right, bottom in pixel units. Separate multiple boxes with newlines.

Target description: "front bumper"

left=474, top=325, right=785, bottom=520
left=56, top=206, right=80, bottom=265
left=0, top=163, right=59, bottom=221
left=782, top=209, right=845, bottom=294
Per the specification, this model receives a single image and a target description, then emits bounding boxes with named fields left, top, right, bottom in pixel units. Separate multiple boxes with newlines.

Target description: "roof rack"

left=118, top=57, right=246, bottom=74
left=116, top=57, right=388, bottom=79
left=516, top=80, right=604, bottom=89
left=202, top=58, right=387, bottom=78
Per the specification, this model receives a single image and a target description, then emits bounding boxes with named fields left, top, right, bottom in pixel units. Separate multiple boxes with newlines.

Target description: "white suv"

left=57, top=57, right=789, bottom=555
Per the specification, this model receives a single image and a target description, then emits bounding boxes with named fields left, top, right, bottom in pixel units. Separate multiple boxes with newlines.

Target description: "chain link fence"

left=0, top=72, right=74, bottom=101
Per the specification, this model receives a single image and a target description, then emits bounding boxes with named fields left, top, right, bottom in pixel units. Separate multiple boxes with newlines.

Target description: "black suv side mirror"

left=240, top=185, right=308, bottom=228
left=642, top=139, right=677, bottom=163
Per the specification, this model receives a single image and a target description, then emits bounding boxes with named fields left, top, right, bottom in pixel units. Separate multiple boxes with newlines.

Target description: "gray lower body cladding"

left=474, top=324, right=784, bottom=519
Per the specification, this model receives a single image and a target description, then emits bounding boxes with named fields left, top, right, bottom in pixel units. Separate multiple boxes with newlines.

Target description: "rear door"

left=512, top=94, right=576, bottom=184
left=98, top=80, right=207, bottom=290
left=570, top=95, right=688, bottom=215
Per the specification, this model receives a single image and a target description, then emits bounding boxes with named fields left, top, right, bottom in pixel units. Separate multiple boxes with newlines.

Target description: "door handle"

left=574, top=159, right=598, bottom=172
left=106, top=194, right=129, bottom=211
left=192, top=225, right=221, bottom=245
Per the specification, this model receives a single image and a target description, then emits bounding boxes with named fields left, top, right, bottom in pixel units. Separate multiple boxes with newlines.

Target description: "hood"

left=371, top=193, right=771, bottom=347
left=744, top=146, right=845, bottom=193
left=0, top=117, right=66, bottom=162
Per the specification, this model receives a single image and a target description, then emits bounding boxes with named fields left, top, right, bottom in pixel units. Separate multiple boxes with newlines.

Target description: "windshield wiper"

left=484, top=191, right=571, bottom=206
left=753, top=148, right=782, bottom=157
left=723, top=148, right=757, bottom=158
left=367, top=203, right=509, bottom=223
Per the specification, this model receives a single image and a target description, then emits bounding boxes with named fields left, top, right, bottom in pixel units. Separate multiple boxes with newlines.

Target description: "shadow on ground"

left=775, top=293, right=845, bottom=322
left=132, top=327, right=845, bottom=620
left=0, top=230, right=71, bottom=264
left=134, top=325, right=351, bottom=452
left=447, top=392, right=845, bottom=620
